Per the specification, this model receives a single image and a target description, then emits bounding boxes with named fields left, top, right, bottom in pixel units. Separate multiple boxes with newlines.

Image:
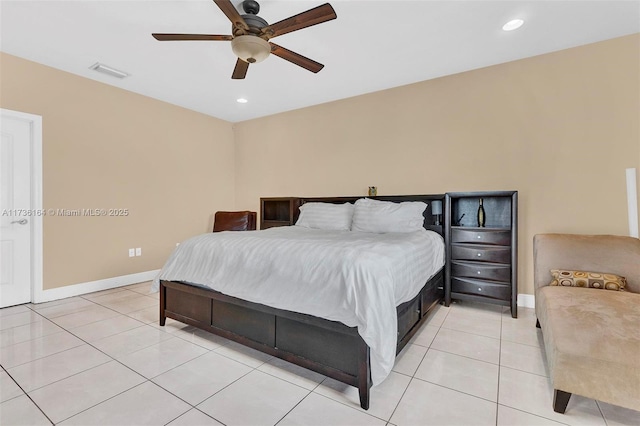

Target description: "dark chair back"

left=213, top=211, right=257, bottom=232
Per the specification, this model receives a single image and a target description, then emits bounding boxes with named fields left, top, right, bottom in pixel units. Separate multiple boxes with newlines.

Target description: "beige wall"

left=0, top=53, right=235, bottom=289
left=1, top=34, right=638, bottom=295
left=234, top=34, right=640, bottom=296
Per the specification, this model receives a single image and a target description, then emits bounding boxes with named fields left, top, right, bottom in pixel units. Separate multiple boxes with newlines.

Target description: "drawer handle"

left=477, top=253, right=482, bottom=257
left=477, top=271, right=481, bottom=275
left=477, top=235, right=481, bottom=239
left=478, top=288, right=482, bottom=291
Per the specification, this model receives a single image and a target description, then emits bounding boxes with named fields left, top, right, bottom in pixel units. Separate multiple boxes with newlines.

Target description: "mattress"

left=152, top=226, right=445, bottom=385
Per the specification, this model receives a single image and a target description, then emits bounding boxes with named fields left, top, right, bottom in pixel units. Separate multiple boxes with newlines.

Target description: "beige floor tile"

left=59, top=381, right=190, bottom=425
left=390, top=378, right=496, bottom=426
left=80, top=287, right=129, bottom=301
left=280, top=392, right=386, bottom=426
left=448, top=300, right=504, bottom=319
left=0, top=305, right=31, bottom=318
left=100, top=295, right=158, bottom=314
left=91, top=324, right=173, bottom=358
left=167, top=409, right=224, bottom=426
left=315, top=371, right=410, bottom=421
left=84, top=289, right=140, bottom=304
left=500, top=339, right=549, bottom=377
left=172, top=327, right=231, bottom=350
left=431, top=327, right=500, bottom=364
left=68, top=315, right=145, bottom=342
left=497, top=405, right=567, bottom=425
left=415, top=349, right=499, bottom=402
left=153, top=351, right=252, bottom=405
left=28, top=361, right=145, bottom=423
left=147, top=317, right=192, bottom=334
left=0, top=370, right=23, bottom=403
left=29, top=296, right=85, bottom=311
left=422, top=304, right=449, bottom=327
left=126, top=306, right=159, bottom=324
left=393, top=343, right=427, bottom=376
left=198, top=370, right=309, bottom=426
left=0, top=311, right=44, bottom=331
left=498, top=366, right=606, bottom=425
left=509, top=306, right=537, bottom=320
left=258, top=357, right=326, bottom=390
left=33, top=298, right=96, bottom=319
left=441, top=310, right=502, bottom=339
left=7, top=344, right=111, bottom=392
left=117, top=336, right=208, bottom=378
left=0, top=331, right=84, bottom=368
left=409, top=324, right=439, bottom=347
left=124, top=281, right=155, bottom=295
left=0, top=394, right=52, bottom=425
left=49, top=305, right=121, bottom=329
left=597, top=401, right=640, bottom=426
left=0, top=320, right=63, bottom=349
left=214, top=340, right=273, bottom=368
left=501, top=315, right=544, bottom=347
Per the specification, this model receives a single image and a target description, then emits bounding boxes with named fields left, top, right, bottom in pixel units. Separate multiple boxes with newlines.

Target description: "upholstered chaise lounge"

left=533, top=233, right=640, bottom=413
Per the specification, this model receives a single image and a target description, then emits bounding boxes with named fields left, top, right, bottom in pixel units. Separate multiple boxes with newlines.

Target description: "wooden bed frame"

left=159, top=194, right=446, bottom=410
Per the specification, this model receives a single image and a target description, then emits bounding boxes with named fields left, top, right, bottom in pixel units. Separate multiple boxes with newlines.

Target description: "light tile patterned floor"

left=1, top=283, right=639, bottom=425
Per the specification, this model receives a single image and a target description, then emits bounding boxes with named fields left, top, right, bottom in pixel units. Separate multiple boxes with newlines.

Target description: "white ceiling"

left=1, top=1, right=639, bottom=123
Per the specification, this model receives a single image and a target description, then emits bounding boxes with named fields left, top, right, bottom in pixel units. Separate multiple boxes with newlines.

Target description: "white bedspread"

left=152, top=226, right=444, bottom=385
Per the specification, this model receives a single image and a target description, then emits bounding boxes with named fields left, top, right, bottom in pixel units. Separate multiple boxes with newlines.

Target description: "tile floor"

left=1, top=283, right=639, bottom=425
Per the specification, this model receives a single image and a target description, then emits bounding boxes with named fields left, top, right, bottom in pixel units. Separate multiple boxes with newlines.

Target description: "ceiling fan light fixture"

left=231, top=35, right=270, bottom=64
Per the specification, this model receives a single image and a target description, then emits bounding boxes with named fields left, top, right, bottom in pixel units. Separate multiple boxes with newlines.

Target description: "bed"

left=154, top=195, right=446, bottom=409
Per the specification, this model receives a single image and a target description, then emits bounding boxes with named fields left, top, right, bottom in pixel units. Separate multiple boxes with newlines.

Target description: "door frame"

left=1, top=108, right=43, bottom=304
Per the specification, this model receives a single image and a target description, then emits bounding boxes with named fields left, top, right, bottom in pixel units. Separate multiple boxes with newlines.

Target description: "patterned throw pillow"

left=550, top=269, right=626, bottom=291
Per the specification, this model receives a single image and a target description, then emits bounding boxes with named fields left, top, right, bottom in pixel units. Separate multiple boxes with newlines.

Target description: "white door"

left=0, top=113, right=33, bottom=307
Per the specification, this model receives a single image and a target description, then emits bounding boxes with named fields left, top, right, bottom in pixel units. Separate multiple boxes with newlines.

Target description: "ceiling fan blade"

left=213, top=0, right=249, bottom=31
left=232, top=59, right=249, bottom=79
left=269, top=43, right=324, bottom=73
left=152, top=33, right=233, bottom=41
left=264, top=3, right=336, bottom=38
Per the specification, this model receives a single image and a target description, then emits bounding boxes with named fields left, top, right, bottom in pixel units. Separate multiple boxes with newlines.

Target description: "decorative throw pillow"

left=351, top=198, right=427, bottom=233
left=295, top=202, right=354, bottom=231
left=550, top=269, right=626, bottom=291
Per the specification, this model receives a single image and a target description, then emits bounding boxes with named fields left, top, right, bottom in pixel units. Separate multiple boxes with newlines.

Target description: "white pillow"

left=295, top=202, right=354, bottom=231
left=351, top=198, right=427, bottom=233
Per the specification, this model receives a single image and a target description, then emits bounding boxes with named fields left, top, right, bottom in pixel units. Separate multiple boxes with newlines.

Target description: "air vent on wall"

left=89, top=62, right=130, bottom=79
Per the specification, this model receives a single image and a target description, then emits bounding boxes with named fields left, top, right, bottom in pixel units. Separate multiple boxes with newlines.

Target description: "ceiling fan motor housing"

left=241, top=0, right=260, bottom=15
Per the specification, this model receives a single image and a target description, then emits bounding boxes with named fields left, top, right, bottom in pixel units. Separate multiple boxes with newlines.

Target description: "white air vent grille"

left=89, top=62, right=129, bottom=79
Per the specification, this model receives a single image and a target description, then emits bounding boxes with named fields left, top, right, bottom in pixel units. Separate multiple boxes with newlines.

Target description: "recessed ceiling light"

left=89, top=62, right=129, bottom=79
left=502, top=19, right=524, bottom=31
left=237, top=98, right=248, bottom=104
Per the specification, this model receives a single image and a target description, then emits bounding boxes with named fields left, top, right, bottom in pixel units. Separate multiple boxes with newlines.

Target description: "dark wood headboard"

left=298, top=194, right=446, bottom=237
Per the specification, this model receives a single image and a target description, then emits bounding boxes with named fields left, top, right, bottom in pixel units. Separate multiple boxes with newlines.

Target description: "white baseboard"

left=517, top=293, right=535, bottom=309
left=33, top=270, right=160, bottom=304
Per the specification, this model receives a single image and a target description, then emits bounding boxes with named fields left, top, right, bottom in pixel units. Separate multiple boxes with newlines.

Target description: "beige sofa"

left=533, top=234, right=640, bottom=413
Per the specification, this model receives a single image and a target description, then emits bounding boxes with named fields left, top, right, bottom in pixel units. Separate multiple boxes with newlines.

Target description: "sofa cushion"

left=536, top=286, right=640, bottom=411
left=550, top=269, right=626, bottom=291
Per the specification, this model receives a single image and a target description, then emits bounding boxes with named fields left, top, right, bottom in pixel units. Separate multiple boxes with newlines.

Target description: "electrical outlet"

left=128, top=248, right=135, bottom=257
left=135, top=247, right=142, bottom=256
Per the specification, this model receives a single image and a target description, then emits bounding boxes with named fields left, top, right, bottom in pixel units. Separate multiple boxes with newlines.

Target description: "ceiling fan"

left=152, top=0, right=337, bottom=79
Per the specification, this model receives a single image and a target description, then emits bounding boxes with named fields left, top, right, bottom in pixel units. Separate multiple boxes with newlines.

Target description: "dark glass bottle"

left=477, top=198, right=486, bottom=227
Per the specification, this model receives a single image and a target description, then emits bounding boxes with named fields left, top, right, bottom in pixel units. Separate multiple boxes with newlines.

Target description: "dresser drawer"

left=451, top=228, right=511, bottom=246
left=451, top=244, right=511, bottom=264
left=451, top=277, right=510, bottom=301
left=451, top=261, right=511, bottom=283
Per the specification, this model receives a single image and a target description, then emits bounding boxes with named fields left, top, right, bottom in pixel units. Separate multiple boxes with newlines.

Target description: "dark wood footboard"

left=159, top=269, right=443, bottom=409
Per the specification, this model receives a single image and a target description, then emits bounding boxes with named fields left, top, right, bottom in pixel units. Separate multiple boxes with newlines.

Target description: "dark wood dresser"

left=444, top=191, right=518, bottom=318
